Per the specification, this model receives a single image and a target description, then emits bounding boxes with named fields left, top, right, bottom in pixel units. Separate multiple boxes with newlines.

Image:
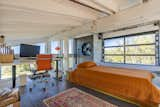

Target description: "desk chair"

left=29, top=54, right=54, bottom=91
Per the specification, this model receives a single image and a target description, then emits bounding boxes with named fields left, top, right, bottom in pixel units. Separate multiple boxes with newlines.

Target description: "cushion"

left=77, top=61, right=97, bottom=68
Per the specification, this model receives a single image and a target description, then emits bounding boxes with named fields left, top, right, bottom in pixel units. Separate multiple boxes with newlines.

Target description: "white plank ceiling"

left=0, top=0, right=144, bottom=42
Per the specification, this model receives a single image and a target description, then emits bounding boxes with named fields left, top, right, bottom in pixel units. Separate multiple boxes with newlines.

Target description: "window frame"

left=11, top=45, right=20, bottom=55
left=34, top=42, right=46, bottom=54
left=51, top=40, right=61, bottom=54
left=102, top=31, right=159, bottom=66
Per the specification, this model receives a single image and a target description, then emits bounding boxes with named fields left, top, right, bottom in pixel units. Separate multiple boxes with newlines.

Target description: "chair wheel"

left=29, top=88, right=32, bottom=92
left=43, top=88, right=46, bottom=91
left=33, top=84, right=36, bottom=87
left=52, top=83, right=54, bottom=86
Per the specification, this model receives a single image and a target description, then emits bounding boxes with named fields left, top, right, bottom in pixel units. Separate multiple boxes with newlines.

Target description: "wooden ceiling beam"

left=142, top=0, right=149, bottom=3
left=69, top=0, right=111, bottom=15
left=90, top=0, right=117, bottom=14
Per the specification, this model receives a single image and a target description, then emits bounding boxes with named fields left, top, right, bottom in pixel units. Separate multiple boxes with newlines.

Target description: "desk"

left=0, top=58, right=61, bottom=88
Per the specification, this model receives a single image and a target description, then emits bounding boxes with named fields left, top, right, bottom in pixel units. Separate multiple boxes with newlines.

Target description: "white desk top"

left=0, top=58, right=61, bottom=66
left=0, top=59, right=35, bottom=66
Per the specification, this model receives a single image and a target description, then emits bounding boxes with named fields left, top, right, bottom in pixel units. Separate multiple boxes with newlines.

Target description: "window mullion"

left=102, top=38, right=104, bottom=62
left=125, top=43, right=155, bottom=47
left=124, top=37, right=126, bottom=64
left=155, top=31, right=159, bottom=65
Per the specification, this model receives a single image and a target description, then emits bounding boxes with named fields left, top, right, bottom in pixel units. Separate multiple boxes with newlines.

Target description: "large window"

left=1, top=64, right=31, bottom=80
left=11, top=46, right=20, bottom=55
left=103, top=31, right=158, bottom=65
left=34, top=42, right=46, bottom=54
left=51, top=41, right=61, bottom=54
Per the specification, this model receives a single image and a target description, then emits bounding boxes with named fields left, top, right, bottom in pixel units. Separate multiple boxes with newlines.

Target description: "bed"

left=68, top=61, right=160, bottom=107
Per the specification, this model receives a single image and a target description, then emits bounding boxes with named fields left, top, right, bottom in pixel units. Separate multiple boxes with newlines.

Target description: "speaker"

left=98, top=33, right=103, bottom=40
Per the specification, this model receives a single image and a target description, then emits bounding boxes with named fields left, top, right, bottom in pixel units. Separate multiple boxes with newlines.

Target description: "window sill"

left=99, top=62, right=160, bottom=72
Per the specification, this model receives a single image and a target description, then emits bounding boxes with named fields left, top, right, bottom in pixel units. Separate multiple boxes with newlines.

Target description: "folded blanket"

left=0, top=88, right=12, bottom=101
left=0, top=88, right=19, bottom=107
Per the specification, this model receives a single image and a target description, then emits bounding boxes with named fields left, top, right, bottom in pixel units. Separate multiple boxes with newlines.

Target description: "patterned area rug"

left=43, top=88, right=118, bottom=107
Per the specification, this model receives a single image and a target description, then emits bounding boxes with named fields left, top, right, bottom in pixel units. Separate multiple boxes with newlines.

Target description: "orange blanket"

left=69, top=65, right=160, bottom=107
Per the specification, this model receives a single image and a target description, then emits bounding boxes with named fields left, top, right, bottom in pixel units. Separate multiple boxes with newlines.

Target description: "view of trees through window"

left=1, top=64, right=31, bottom=79
left=1, top=43, right=46, bottom=80
left=103, top=32, right=158, bottom=65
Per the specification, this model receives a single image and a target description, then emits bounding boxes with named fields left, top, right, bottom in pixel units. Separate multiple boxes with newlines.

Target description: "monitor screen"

left=20, top=44, right=40, bottom=57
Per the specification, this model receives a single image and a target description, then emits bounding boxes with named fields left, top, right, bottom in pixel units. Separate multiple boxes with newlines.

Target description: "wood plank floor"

left=19, top=78, right=138, bottom=107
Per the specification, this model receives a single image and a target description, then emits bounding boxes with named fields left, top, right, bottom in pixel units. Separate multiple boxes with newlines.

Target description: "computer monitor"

left=20, top=44, right=40, bottom=57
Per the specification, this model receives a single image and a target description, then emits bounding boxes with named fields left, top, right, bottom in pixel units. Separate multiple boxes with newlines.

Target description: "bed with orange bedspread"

left=69, top=62, right=160, bottom=107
